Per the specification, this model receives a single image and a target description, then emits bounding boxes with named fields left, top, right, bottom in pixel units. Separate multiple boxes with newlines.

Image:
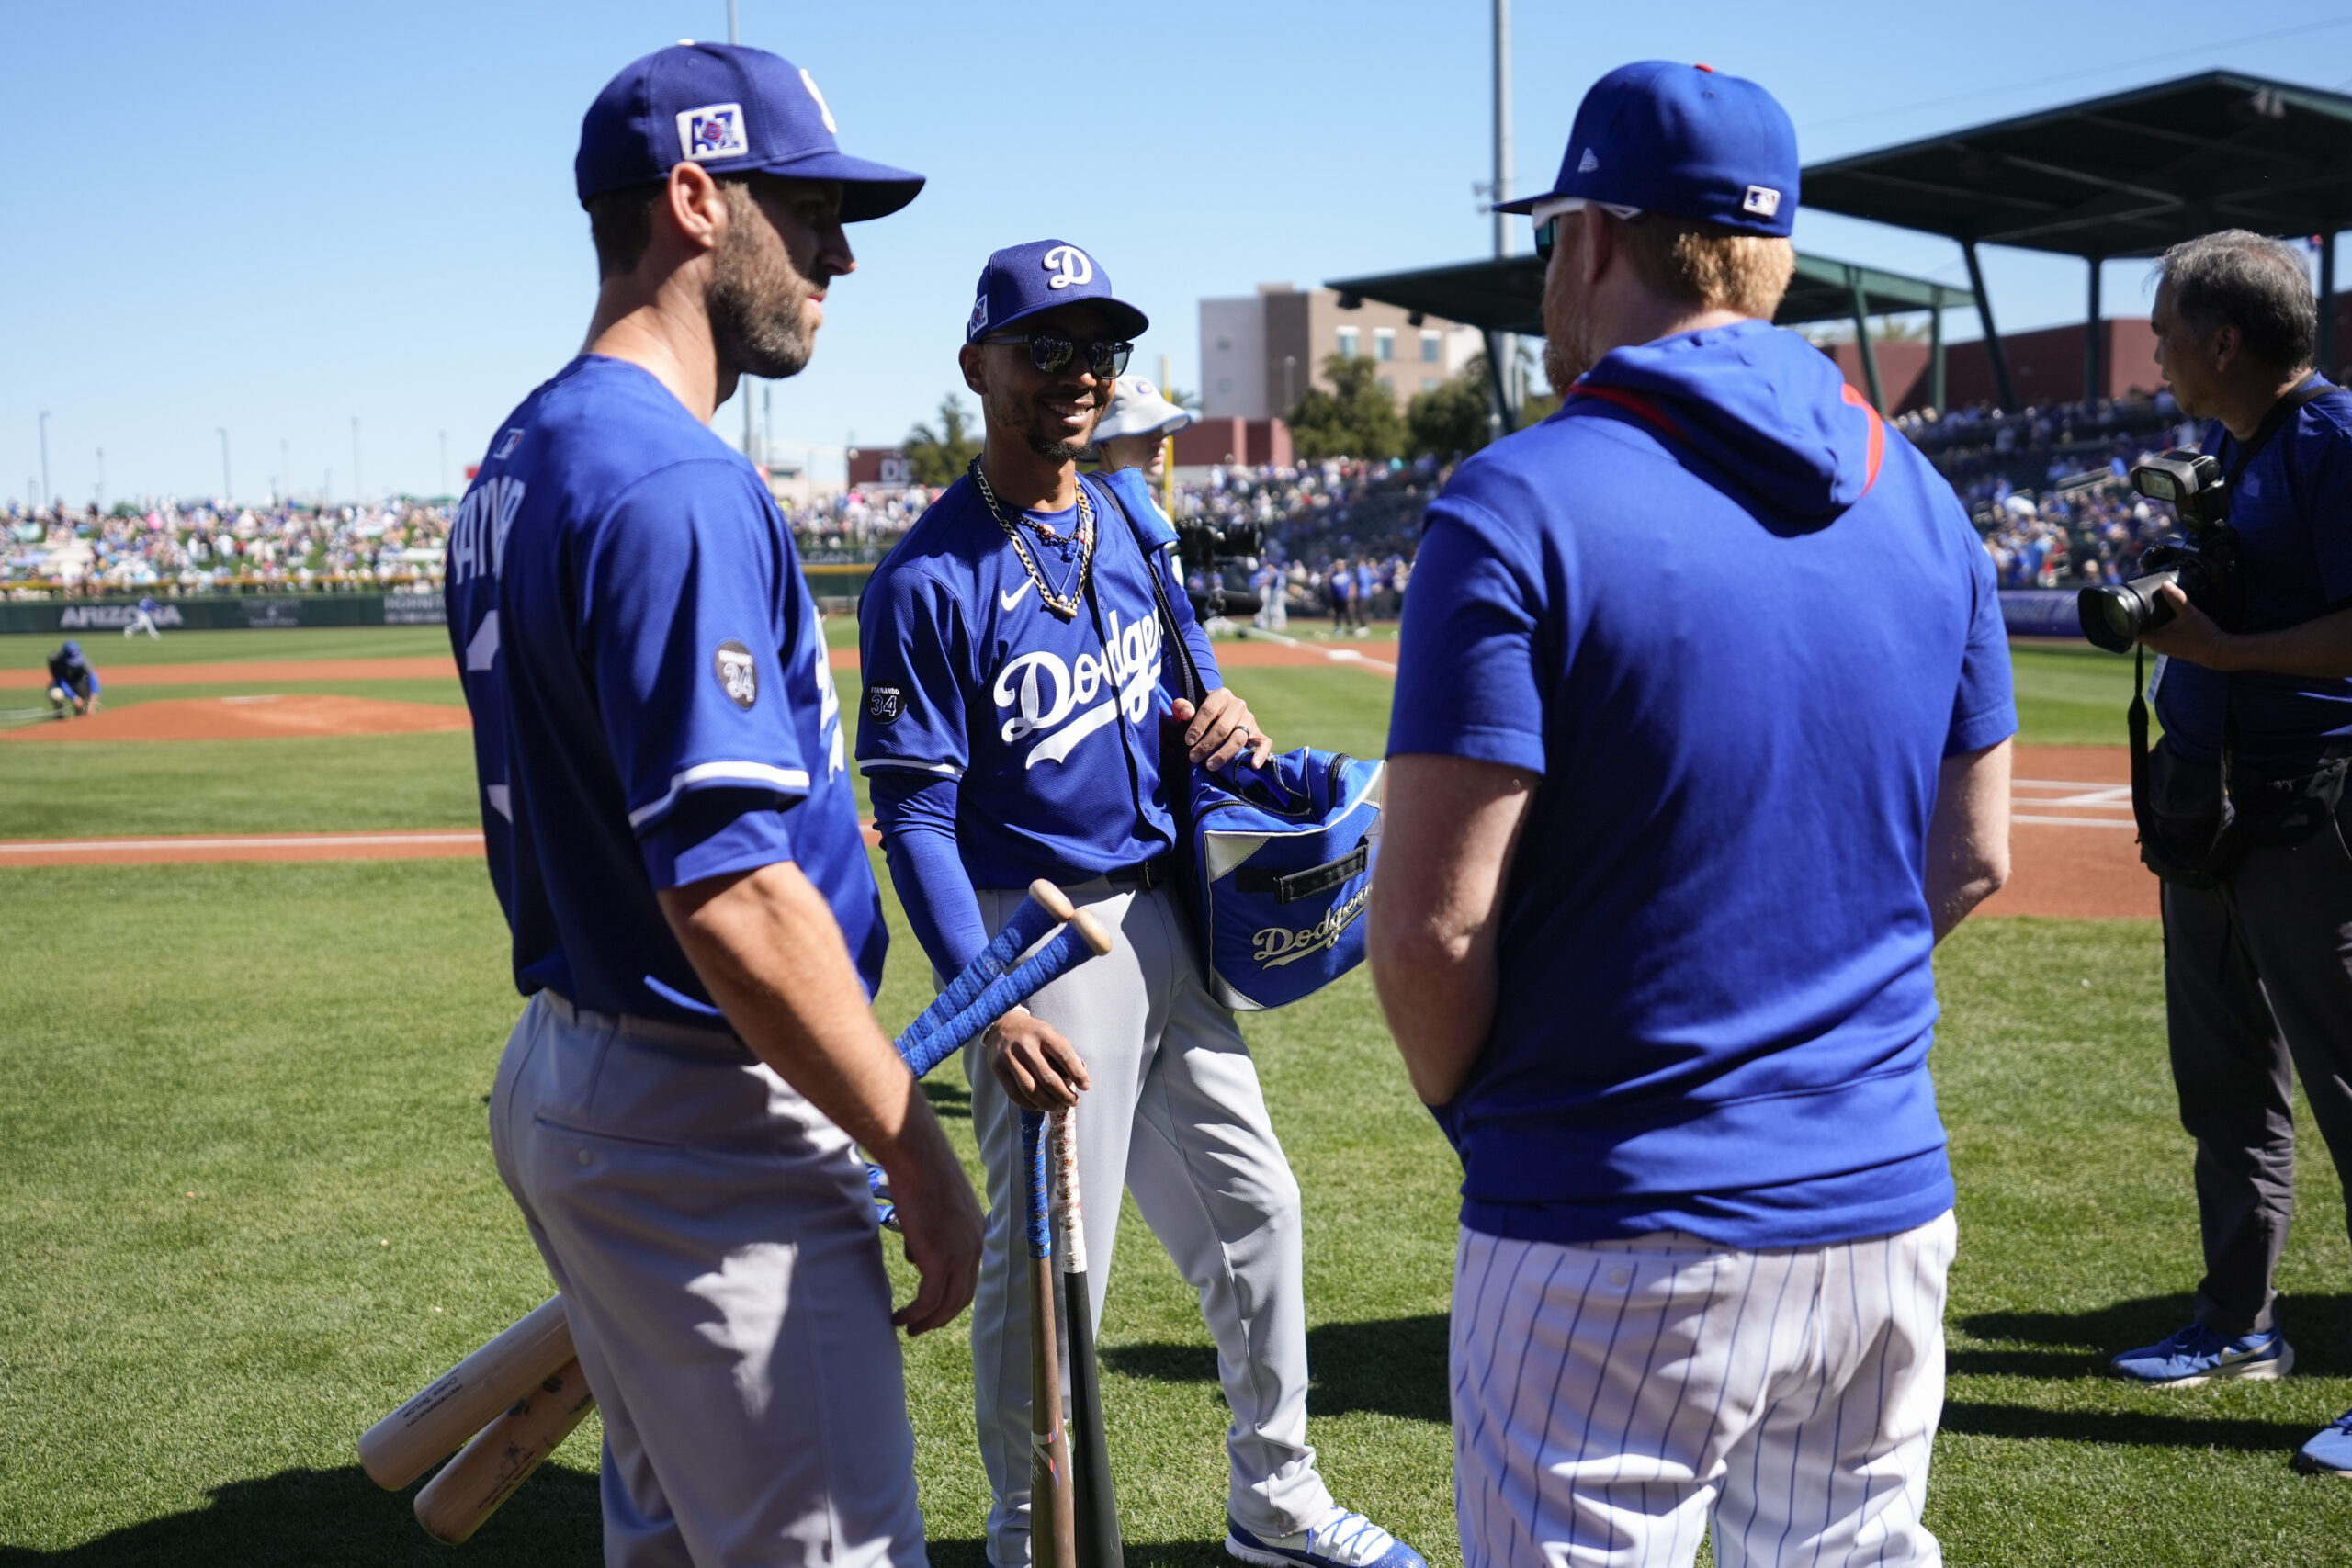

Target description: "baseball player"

left=444, top=43, right=979, bottom=1568
left=44, top=641, right=100, bottom=718
left=123, top=594, right=163, bottom=638
left=858, top=241, right=1422, bottom=1568
left=1369, top=64, right=2015, bottom=1568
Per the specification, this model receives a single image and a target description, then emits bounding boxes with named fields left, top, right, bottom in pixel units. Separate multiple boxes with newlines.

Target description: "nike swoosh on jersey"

left=1000, top=581, right=1035, bottom=612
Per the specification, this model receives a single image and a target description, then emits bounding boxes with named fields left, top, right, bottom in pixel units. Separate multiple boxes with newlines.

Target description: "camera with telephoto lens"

left=2075, top=449, right=2246, bottom=654
left=1176, top=518, right=1264, bottom=620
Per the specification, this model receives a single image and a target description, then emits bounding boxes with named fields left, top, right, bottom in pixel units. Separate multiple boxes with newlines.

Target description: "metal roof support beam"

left=1931, top=302, right=1946, bottom=412
left=1962, top=241, right=2018, bottom=411
left=2324, top=231, right=2339, bottom=378
left=2085, top=258, right=2104, bottom=403
left=1482, top=328, right=1518, bottom=437
left=1848, top=273, right=1884, bottom=413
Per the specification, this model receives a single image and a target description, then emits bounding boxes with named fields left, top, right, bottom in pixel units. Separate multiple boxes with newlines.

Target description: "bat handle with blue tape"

left=898, top=908, right=1115, bottom=1079
left=899, top=879, right=1075, bottom=1052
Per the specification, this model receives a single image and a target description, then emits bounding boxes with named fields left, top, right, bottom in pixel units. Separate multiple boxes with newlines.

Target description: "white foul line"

left=1237, top=627, right=1399, bottom=674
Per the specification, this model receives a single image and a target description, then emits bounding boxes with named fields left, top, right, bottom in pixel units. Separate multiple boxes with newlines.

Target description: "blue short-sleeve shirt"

left=447, top=355, right=884, bottom=1026
left=1389, top=321, right=2015, bottom=1251
left=2155, top=383, right=2352, bottom=771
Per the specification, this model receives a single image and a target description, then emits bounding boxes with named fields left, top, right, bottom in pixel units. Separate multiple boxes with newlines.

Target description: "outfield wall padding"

left=4, top=566, right=873, bottom=636
left=2000, top=590, right=2086, bottom=640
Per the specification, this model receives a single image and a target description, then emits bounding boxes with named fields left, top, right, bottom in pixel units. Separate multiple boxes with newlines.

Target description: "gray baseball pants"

left=2163, top=793, right=2352, bottom=1337
left=491, top=992, right=928, bottom=1568
left=965, top=878, right=1334, bottom=1568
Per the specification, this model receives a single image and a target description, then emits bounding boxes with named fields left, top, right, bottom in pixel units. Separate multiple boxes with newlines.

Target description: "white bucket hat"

left=1091, top=376, right=1195, bottom=443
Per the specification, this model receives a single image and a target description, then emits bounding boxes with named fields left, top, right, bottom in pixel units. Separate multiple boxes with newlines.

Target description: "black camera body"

left=1175, top=518, right=1263, bottom=576
left=1176, top=518, right=1264, bottom=620
left=2076, top=449, right=2247, bottom=653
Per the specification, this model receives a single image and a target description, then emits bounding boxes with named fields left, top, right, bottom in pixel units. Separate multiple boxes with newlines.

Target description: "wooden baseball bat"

left=358, top=1294, right=574, bottom=1490
left=1023, top=1111, right=1078, bottom=1568
left=1052, top=1108, right=1124, bottom=1568
left=413, top=1356, right=597, bottom=1545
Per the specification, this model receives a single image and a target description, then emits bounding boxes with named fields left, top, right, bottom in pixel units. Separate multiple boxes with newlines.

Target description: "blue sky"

left=5, top=0, right=2349, bottom=504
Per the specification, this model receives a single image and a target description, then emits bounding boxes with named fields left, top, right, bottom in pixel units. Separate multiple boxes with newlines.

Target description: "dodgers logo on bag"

left=1188, top=749, right=1385, bottom=1010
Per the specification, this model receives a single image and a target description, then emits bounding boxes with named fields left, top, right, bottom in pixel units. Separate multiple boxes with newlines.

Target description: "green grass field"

left=7, top=626, right=2346, bottom=1565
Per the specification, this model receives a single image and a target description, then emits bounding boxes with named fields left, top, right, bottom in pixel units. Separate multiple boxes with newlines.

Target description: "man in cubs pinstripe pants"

left=1370, top=63, right=2015, bottom=1568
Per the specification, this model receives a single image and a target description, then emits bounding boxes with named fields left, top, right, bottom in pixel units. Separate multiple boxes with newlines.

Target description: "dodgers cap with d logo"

left=1497, top=61, right=1798, bottom=238
left=967, top=240, right=1149, bottom=344
left=575, top=41, right=924, bottom=221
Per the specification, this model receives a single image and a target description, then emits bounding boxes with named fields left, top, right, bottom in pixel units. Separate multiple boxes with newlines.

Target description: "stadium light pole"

left=38, top=411, right=51, bottom=511
left=1492, top=0, right=1510, bottom=263
left=218, top=428, right=232, bottom=503
left=96, top=448, right=105, bottom=513
left=727, top=0, right=739, bottom=44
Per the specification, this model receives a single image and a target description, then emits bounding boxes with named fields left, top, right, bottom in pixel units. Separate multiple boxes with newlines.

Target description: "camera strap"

left=2221, top=378, right=2338, bottom=491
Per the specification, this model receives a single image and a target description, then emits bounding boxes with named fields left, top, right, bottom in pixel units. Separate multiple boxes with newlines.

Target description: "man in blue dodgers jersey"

left=445, top=42, right=981, bottom=1568
left=858, top=242, right=1425, bottom=1568
left=1369, top=65, right=2014, bottom=1568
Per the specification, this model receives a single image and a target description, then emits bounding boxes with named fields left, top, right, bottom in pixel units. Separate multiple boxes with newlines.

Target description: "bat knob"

left=1069, top=908, right=1114, bottom=957
left=1030, top=878, right=1078, bottom=925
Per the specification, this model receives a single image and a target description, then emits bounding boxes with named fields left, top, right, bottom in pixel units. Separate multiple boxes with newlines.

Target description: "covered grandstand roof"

left=1325, top=251, right=1973, bottom=336
left=1800, top=70, right=2352, bottom=257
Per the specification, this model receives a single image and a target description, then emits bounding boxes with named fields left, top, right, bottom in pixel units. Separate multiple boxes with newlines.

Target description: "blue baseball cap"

left=1497, top=61, right=1798, bottom=238
left=966, top=240, right=1148, bottom=344
left=575, top=42, right=923, bottom=221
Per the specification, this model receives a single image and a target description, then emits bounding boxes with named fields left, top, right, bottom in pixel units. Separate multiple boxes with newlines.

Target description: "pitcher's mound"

left=6, top=694, right=471, bottom=742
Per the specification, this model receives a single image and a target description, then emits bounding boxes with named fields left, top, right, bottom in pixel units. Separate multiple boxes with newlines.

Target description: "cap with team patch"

left=967, top=239, right=1148, bottom=344
left=1496, top=61, right=1797, bottom=239
left=575, top=41, right=924, bottom=220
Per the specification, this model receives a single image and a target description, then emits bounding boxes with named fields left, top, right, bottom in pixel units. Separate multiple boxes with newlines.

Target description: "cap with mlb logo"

left=1495, top=61, right=1798, bottom=239
left=575, top=41, right=924, bottom=220
left=966, top=239, right=1149, bottom=344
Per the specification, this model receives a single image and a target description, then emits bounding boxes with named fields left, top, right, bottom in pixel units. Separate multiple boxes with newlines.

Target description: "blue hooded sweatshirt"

left=1389, top=320, right=2014, bottom=1249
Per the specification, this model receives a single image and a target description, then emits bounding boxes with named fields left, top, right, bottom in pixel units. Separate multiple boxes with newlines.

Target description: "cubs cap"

left=967, top=240, right=1148, bottom=344
left=1091, top=376, right=1195, bottom=442
left=1497, top=61, right=1798, bottom=238
left=575, top=42, right=924, bottom=220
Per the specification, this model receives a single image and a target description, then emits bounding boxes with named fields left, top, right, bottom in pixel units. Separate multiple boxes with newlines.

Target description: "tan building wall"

left=1204, top=286, right=1479, bottom=422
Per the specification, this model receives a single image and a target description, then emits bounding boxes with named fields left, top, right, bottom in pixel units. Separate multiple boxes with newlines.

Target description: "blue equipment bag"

left=1095, top=471, right=1383, bottom=1010
left=1188, top=749, right=1384, bottom=1010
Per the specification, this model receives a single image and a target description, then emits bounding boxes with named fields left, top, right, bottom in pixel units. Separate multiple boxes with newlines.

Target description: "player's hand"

left=885, top=1125, right=984, bottom=1337
left=2137, top=581, right=2233, bottom=668
left=984, top=1007, right=1091, bottom=1111
left=1172, top=688, right=1273, bottom=770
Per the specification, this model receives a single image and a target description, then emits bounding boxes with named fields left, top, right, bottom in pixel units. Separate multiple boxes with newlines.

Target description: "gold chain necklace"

left=970, top=458, right=1093, bottom=620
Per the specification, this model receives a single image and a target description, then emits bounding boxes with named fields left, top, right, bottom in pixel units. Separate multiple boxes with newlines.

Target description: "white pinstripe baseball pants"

left=1452, top=1212, right=1955, bottom=1568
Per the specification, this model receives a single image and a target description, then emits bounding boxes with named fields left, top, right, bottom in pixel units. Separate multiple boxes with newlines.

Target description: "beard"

left=707, top=190, right=822, bottom=380
left=1539, top=221, right=1594, bottom=392
left=983, top=378, right=1101, bottom=465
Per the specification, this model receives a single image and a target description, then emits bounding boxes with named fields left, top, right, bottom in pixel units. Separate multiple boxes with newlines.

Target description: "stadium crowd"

left=2, top=391, right=2206, bottom=608
left=3, top=499, right=452, bottom=595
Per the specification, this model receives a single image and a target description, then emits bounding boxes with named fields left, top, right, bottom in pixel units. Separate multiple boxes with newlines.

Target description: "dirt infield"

left=0, top=656, right=458, bottom=689
left=1984, top=744, right=2154, bottom=919
left=4, top=694, right=471, bottom=742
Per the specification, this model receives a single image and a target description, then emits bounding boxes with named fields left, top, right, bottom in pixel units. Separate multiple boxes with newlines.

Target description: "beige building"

left=1200, top=285, right=1481, bottom=421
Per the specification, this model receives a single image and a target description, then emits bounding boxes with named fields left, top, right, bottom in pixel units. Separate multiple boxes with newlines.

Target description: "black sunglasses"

left=983, top=333, right=1133, bottom=378
left=1535, top=216, right=1560, bottom=263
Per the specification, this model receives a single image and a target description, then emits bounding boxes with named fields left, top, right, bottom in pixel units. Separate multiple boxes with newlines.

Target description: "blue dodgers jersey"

left=2155, top=384, right=2352, bottom=771
left=446, top=355, right=885, bottom=1026
left=1390, top=321, right=2017, bottom=1250
left=856, top=471, right=1219, bottom=887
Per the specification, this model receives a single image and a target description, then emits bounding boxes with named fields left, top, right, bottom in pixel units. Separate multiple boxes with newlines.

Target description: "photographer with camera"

left=2101, top=231, right=2352, bottom=1475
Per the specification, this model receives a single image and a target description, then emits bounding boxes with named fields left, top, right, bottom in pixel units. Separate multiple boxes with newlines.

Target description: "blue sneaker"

left=1227, top=1510, right=1425, bottom=1568
left=2296, top=1408, right=2352, bottom=1475
left=2110, top=1322, right=2293, bottom=1386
